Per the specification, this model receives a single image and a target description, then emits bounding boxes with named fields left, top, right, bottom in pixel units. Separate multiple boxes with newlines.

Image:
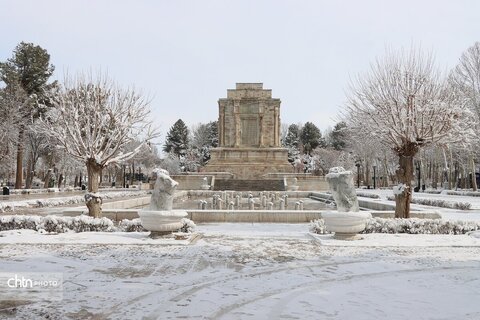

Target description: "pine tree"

left=164, top=119, right=189, bottom=157
left=300, top=122, right=322, bottom=155
left=330, top=121, right=347, bottom=151
left=0, top=42, right=55, bottom=189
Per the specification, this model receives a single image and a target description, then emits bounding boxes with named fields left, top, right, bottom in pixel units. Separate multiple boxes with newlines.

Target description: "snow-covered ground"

left=1, top=223, right=480, bottom=319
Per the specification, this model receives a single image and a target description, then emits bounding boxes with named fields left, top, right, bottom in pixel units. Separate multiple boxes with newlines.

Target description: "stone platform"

left=205, top=147, right=292, bottom=179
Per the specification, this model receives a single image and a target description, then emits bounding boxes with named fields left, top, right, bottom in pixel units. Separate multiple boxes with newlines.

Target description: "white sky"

left=1, top=0, right=479, bottom=142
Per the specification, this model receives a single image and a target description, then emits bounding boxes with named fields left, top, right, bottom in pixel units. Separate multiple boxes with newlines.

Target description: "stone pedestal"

left=206, top=147, right=291, bottom=179
left=321, top=211, right=372, bottom=240
left=139, top=210, right=188, bottom=236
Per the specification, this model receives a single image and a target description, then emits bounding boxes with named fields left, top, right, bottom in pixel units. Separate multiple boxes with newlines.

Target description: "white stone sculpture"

left=139, top=168, right=188, bottom=237
left=321, top=167, right=372, bottom=240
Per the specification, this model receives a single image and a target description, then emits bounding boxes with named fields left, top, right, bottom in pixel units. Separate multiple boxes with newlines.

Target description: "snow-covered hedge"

left=444, top=190, right=480, bottom=197
left=0, top=190, right=150, bottom=213
left=0, top=215, right=115, bottom=233
left=117, top=218, right=196, bottom=233
left=423, top=189, right=442, bottom=194
left=310, top=217, right=480, bottom=235
left=356, top=192, right=380, bottom=199
left=385, top=195, right=471, bottom=210
left=0, top=215, right=196, bottom=234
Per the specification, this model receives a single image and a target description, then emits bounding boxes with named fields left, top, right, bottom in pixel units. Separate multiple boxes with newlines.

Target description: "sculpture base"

left=139, top=210, right=188, bottom=234
left=149, top=231, right=174, bottom=239
left=332, top=233, right=364, bottom=241
left=322, top=211, right=372, bottom=240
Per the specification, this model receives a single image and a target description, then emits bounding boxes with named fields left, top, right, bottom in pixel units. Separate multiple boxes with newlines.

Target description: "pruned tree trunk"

left=394, top=143, right=417, bottom=218
left=85, top=158, right=103, bottom=218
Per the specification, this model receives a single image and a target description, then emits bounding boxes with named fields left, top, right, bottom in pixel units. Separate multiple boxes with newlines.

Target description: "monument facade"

left=204, top=83, right=292, bottom=179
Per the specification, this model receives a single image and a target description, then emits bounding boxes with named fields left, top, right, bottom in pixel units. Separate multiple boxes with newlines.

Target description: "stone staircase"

left=213, top=179, right=285, bottom=191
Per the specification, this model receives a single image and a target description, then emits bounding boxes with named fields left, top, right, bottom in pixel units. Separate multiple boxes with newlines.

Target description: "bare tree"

left=344, top=48, right=474, bottom=218
left=39, top=73, right=158, bottom=217
left=451, top=42, right=480, bottom=191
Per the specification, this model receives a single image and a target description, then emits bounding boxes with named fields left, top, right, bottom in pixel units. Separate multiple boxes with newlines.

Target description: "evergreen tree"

left=330, top=121, right=348, bottom=151
left=283, top=124, right=301, bottom=162
left=0, top=42, right=55, bottom=189
left=300, top=122, right=323, bottom=154
left=164, top=119, right=189, bottom=157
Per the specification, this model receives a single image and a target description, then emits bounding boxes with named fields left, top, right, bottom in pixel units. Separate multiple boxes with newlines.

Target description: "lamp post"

left=355, top=162, right=361, bottom=188
left=123, top=164, right=126, bottom=188
left=373, top=165, right=376, bottom=189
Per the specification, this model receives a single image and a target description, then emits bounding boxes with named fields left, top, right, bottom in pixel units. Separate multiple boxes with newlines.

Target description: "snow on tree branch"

left=344, top=48, right=475, bottom=153
left=38, top=73, right=159, bottom=167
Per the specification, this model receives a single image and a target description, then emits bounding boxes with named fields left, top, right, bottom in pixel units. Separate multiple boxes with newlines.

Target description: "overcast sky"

left=1, top=0, right=479, bottom=141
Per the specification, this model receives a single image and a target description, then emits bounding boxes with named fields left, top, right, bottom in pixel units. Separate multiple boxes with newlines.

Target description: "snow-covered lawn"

left=1, top=223, right=480, bottom=319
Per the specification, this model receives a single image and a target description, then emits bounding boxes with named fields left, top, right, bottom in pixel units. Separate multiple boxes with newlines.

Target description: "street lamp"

left=355, top=162, right=361, bottom=188
left=373, top=165, right=376, bottom=189
left=123, top=164, right=126, bottom=188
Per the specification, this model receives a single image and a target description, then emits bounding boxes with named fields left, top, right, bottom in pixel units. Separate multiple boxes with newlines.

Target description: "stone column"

left=259, top=105, right=264, bottom=147
left=274, top=106, right=279, bottom=146
left=235, top=194, right=241, bottom=208
left=219, top=104, right=225, bottom=146
left=248, top=198, right=255, bottom=210
left=234, top=103, right=241, bottom=148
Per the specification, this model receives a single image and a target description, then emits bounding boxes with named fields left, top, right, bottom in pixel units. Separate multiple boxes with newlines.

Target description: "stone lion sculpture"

left=149, top=168, right=179, bottom=211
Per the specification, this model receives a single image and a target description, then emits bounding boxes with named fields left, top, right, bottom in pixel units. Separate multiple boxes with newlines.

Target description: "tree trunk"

left=394, top=143, right=417, bottom=218
left=25, top=156, right=33, bottom=189
left=85, top=159, right=103, bottom=218
left=130, top=162, right=135, bottom=185
left=57, top=174, right=63, bottom=189
left=44, top=169, right=52, bottom=188
left=471, top=155, right=477, bottom=192
left=15, top=128, right=24, bottom=189
left=116, top=167, right=123, bottom=188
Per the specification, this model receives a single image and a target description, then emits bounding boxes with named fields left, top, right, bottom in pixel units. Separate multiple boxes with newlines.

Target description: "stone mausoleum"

left=204, top=83, right=292, bottom=180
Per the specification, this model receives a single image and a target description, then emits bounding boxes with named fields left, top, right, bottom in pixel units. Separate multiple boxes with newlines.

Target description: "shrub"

left=386, top=195, right=471, bottom=210
left=309, top=217, right=480, bottom=235
left=0, top=215, right=196, bottom=234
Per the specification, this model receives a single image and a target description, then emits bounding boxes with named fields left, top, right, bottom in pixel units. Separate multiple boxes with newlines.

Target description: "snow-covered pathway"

left=1, top=223, right=480, bottom=319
